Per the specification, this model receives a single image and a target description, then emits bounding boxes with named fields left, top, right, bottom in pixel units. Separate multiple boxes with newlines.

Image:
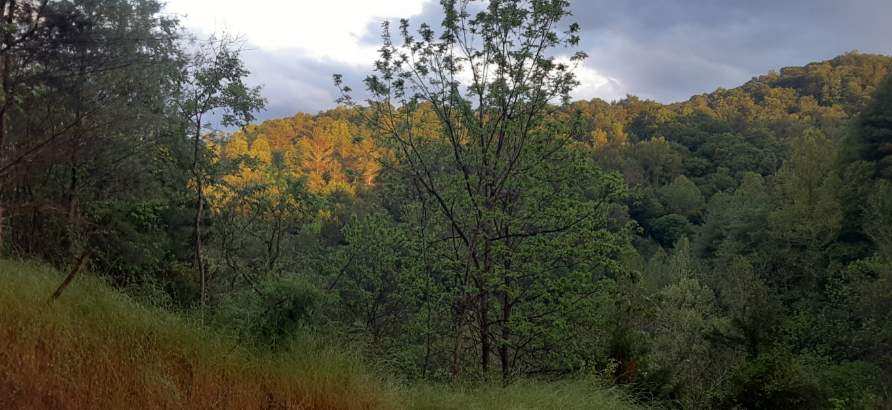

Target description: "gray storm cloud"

left=231, top=0, right=892, bottom=121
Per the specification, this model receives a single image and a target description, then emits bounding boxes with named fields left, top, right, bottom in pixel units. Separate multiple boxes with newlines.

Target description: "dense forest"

left=1, top=0, right=891, bottom=408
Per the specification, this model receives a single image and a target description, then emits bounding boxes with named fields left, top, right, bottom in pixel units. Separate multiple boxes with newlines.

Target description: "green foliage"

left=770, top=129, right=843, bottom=247
left=658, top=175, right=705, bottom=219
left=214, top=276, right=328, bottom=348
left=850, top=75, right=892, bottom=179
left=85, top=200, right=172, bottom=277
left=647, top=276, right=741, bottom=407
left=1, top=0, right=186, bottom=265
left=627, top=137, right=686, bottom=186
left=3, top=0, right=892, bottom=406
left=335, top=0, right=635, bottom=383
left=649, top=214, right=692, bottom=248
left=696, top=172, right=772, bottom=258
left=864, top=180, right=892, bottom=260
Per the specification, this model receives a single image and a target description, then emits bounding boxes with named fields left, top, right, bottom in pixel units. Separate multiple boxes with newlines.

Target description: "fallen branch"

left=50, top=249, right=92, bottom=301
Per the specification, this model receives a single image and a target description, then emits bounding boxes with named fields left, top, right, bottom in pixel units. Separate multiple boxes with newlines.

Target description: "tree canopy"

left=1, top=1, right=891, bottom=408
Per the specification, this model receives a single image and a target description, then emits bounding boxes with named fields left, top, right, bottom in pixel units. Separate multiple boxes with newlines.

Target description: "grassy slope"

left=406, top=381, right=640, bottom=410
left=0, top=259, right=639, bottom=410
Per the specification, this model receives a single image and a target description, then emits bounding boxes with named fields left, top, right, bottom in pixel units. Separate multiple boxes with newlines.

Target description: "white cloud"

left=164, top=0, right=431, bottom=66
left=570, top=63, right=625, bottom=102
left=554, top=56, right=626, bottom=102
left=163, top=0, right=628, bottom=116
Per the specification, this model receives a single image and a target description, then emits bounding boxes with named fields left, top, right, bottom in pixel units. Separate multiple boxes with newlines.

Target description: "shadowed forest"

left=1, top=0, right=891, bottom=408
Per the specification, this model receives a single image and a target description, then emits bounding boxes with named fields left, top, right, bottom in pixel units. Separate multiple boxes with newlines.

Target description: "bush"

left=212, top=276, right=329, bottom=348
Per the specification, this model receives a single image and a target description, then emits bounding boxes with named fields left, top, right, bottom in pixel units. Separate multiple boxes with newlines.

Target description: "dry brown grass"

left=0, top=260, right=394, bottom=410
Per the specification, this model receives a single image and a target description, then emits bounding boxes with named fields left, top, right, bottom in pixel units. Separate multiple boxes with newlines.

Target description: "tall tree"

left=850, top=74, right=892, bottom=180
left=0, top=0, right=181, bottom=263
left=338, top=0, right=625, bottom=381
left=176, top=35, right=264, bottom=309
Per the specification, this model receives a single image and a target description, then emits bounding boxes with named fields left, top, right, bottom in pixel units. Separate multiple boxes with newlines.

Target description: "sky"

left=164, top=0, right=892, bottom=122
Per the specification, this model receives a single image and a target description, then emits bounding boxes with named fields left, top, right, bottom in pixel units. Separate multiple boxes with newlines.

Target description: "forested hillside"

left=1, top=0, right=890, bottom=408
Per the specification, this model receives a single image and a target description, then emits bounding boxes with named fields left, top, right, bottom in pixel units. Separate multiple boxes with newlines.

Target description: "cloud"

left=242, top=49, right=353, bottom=119
left=164, top=0, right=436, bottom=123
left=165, top=0, right=431, bottom=65
left=164, top=0, right=892, bottom=122
left=569, top=0, right=892, bottom=102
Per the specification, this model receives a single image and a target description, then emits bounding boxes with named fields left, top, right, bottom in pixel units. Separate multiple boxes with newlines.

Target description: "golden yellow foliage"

left=209, top=111, right=386, bottom=208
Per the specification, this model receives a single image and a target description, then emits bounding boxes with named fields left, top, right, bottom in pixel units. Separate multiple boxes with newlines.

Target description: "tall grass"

left=0, top=259, right=389, bottom=409
left=0, top=259, right=642, bottom=409
left=405, top=380, right=641, bottom=410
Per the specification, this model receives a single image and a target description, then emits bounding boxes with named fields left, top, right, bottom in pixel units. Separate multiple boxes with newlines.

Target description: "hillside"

left=194, top=52, right=892, bottom=407
left=228, top=53, right=892, bottom=194
left=0, top=259, right=639, bottom=409
left=1, top=0, right=890, bottom=407
left=222, top=53, right=892, bottom=247
left=0, top=260, right=389, bottom=409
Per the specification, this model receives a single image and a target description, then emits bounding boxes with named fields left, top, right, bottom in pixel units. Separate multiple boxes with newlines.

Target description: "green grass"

left=0, top=258, right=642, bottom=409
left=405, top=380, right=641, bottom=410
left=0, top=259, right=388, bottom=409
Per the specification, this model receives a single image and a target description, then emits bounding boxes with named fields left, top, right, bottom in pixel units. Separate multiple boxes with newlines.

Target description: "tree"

left=337, top=0, right=626, bottom=382
left=849, top=74, right=892, bottom=180
left=864, top=181, right=892, bottom=261
left=0, top=0, right=182, bottom=266
left=658, top=175, right=705, bottom=219
left=627, top=137, right=685, bottom=186
left=695, top=172, right=772, bottom=258
left=768, top=129, right=843, bottom=290
left=176, top=35, right=264, bottom=310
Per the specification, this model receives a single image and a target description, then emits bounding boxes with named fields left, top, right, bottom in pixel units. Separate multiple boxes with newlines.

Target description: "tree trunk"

left=0, top=3, right=11, bottom=257
left=50, top=249, right=91, bottom=301
left=479, top=239, right=493, bottom=377
left=195, top=186, right=205, bottom=306
left=191, top=116, right=207, bottom=311
left=450, top=301, right=466, bottom=382
left=0, top=205, right=5, bottom=255
left=499, top=290, right=512, bottom=384
left=479, top=289, right=490, bottom=375
left=66, top=146, right=79, bottom=258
